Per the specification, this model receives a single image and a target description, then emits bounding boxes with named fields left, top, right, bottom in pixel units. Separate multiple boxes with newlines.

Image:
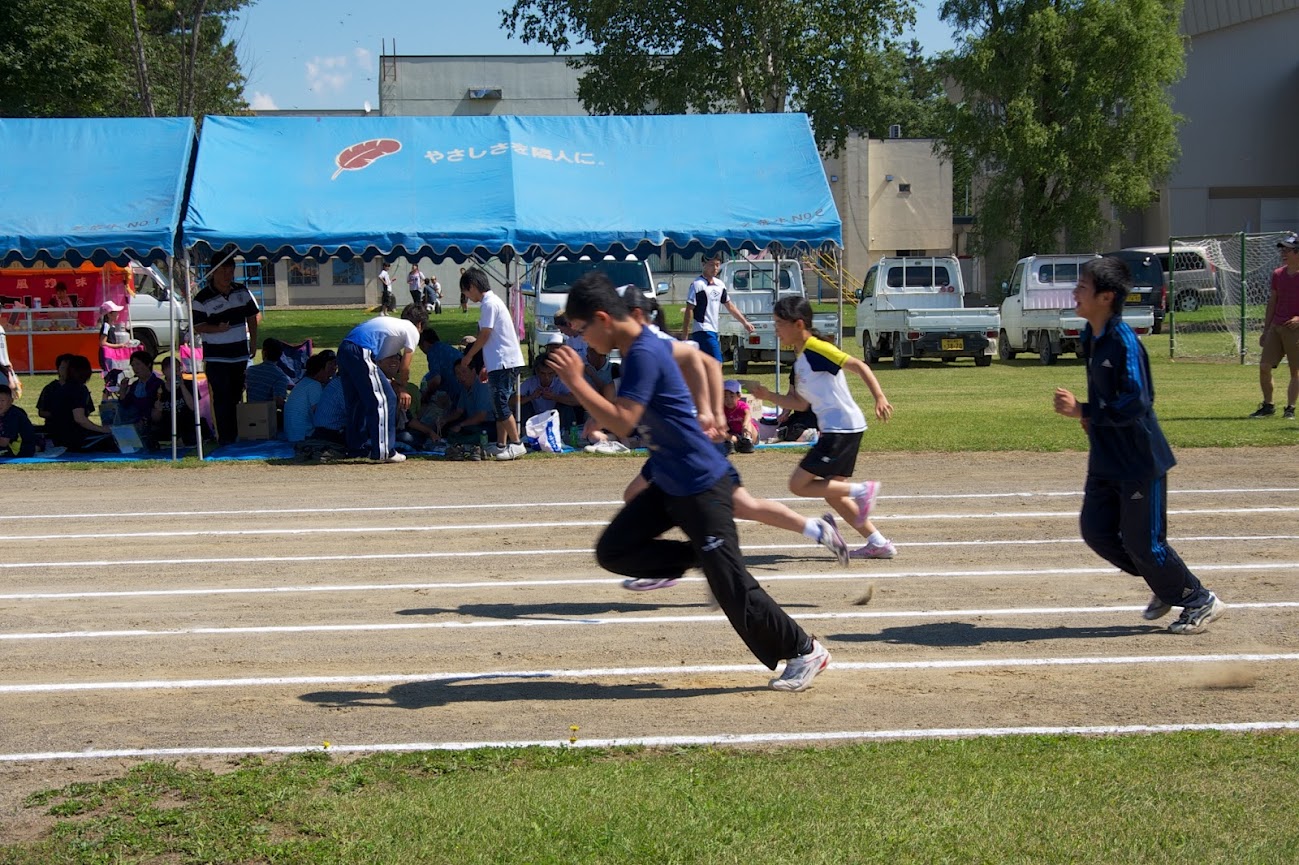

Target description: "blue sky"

left=232, top=1, right=958, bottom=111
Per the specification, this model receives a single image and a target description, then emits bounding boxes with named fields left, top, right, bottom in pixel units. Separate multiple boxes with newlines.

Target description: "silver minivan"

left=1122, top=246, right=1220, bottom=312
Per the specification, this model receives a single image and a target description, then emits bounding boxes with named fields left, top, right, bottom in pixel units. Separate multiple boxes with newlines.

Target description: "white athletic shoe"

left=383, top=452, right=407, bottom=463
left=494, top=442, right=527, bottom=460
left=769, top=639, right=831, bottom=692
left=815, top=514, right=850, bottom=567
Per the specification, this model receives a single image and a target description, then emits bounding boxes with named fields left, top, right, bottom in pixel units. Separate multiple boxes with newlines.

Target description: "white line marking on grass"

left=4, top=602, right=1297, bottom=642
left=3, top=652, right=1297, bottom=694
left=3, top=561, right=1296, bottom=602
left=4, top=487, right=1295, bottom=522
left=4, top=506, right=1296, bottom=543
left=4, top=719, right=1299, bottom=763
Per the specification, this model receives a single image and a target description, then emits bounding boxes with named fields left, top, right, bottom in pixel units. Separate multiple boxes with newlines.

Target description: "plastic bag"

left=525, top=409, right=563, bottom=453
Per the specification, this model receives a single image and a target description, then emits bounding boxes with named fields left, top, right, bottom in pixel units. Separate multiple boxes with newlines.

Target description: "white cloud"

left=353, top=47, right=373, bottom=72
left=249, top=91, right=278, bottom=111
left=306, top=55, right=351, bottom=94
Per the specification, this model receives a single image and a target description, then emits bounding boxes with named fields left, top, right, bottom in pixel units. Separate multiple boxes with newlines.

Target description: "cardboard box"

left=237, top=401, right=277, bottom=441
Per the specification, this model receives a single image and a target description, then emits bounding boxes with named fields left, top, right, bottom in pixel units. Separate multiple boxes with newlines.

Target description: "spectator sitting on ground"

left=583, top=344, right=619, bottom=391
left=0, top=384, right=37, bottom=458
left=116, top=350, right=163, bottom=426
left=553, top=312, right=588, bottom=359
left=245, top=337, right=291, bottom=407
left=37, top=353, right=75, bottom=421
left=47, top=355, right=116, bottom=452
left=150, top=357, right=206, bottom=448
left=418, top=326, right=462, bottom=404
left=723, top=379, right=760, bottom=454
left=283, top=352, right=335, bottom=443
left=309, top=374, right=348, bottom=446
left=439, top=356, right=494, bottom=447
left=517, top=353, right=579, bottom=429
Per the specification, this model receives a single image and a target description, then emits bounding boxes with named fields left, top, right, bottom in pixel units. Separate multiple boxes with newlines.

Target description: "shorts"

left=689, top=330, right=723, bottom=362
left=487, top=367, right=522, bottom=421
left=798, top=431, right=862, bottom=479
left=1261, top=325, right=1299, bottom=369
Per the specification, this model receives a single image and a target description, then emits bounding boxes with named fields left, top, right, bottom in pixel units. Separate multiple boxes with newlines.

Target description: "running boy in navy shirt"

left=547, top=272, right=829, bottom=691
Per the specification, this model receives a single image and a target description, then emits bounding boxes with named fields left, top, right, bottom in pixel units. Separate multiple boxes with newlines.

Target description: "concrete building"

left=1125, top=0, right=1299, bottom=243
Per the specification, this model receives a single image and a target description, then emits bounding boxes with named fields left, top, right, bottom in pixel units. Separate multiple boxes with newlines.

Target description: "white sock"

left=866, top=530, right=887, bottom=546
left=849, top=482, right=867, bottom=497
left=801, top=518, right=821, bottom=540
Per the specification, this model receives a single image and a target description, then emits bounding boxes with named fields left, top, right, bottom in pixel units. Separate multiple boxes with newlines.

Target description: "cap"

left=100, top=300, right=124, bottom=313
left=723, top=379, right=741, bottom=393
left=547, top=333, right=565, bottom=345
left=1278, top=231, right=1299, bottom=251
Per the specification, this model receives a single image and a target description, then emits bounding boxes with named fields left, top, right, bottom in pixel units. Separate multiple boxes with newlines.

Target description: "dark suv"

left=1104, top=249, right=1167, bottom=334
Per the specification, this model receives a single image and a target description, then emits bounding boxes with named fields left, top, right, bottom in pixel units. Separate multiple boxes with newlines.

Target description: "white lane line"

left=4, top=561, right=1297, bottom=602
left=3, top=535, right=1298, bottom=575
left=4, top=506, right=1297, bottom=543
left=4, top=487, right=1295, bottom=522
left=4, top=601, right=1298, bottom=642
left=3, top=652, right=1298, bottom=694
left=4, top=719, right=1299, bottom=763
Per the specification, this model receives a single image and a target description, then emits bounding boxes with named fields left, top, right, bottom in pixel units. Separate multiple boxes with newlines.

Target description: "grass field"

left=5, top=734, right=1298, bottom=863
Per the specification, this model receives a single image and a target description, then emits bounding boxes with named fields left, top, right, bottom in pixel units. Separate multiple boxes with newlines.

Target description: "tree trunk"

left=184, top=0, right=207, bottom=116
left=127, top=0, right=155, bottom=116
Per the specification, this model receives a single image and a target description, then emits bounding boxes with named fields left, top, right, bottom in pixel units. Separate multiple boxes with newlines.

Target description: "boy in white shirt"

left=459, top=267, right=528, bottom=460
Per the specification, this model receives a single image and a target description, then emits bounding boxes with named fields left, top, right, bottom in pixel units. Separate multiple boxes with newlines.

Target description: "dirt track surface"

left=1, top=448, right=1297, bottom=825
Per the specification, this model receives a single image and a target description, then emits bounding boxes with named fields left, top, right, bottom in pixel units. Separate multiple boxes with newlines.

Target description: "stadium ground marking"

left=4, top=505, right=1297, bottom=543
left=3, top=719, right=1299, bottom=764
left=3, top=601, right=1297, bottom=642
left=2, top=560, right=1296, bottom=601
left=4, top=486, right=1296, bottom=522
left=2, top=652, right=1298, bottom=695
left=7, top=533, right=1299, bottom=572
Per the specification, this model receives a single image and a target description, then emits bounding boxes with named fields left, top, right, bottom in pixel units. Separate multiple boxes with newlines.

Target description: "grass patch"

left=4, top=733, right=1298, bottom=863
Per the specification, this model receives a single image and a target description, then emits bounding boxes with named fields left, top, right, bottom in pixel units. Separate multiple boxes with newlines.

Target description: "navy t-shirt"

left=617, top=326, right=727, bottom=496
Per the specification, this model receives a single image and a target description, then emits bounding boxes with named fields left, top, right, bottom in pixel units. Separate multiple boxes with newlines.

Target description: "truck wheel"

left=892, top=352, right=910, bottom=369
left=997, top=331, right=1016, bottom=361
left=861, top=332, right=879, bottom=364
left=133, top=329, right=159, bottom=356
left=974, top=355, right=992, bottom=367
left=734, top=345, right=749, bottom=375
left=1174, top=291, right=1199, bottom=313
left=1039, top=340, right=1057, bottom=366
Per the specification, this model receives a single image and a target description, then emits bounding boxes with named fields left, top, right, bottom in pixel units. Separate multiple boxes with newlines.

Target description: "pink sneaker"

left=851, top=481, right=880, bottom=528
left=849, top=540, right=896, bottom=560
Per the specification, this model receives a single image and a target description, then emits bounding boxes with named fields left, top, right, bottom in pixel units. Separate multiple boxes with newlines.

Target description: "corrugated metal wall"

left=1182, top=0, right=1299, bottom=37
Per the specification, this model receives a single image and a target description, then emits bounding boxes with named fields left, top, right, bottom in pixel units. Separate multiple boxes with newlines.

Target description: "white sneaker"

left=494, top=442, right=527, bottom=460
left=383, top=452, right=406, bottom=463
left=815, top=514, right=849, bottom=567
left=1168, top=593, right=1226, bottom=635
left=42, top=446, right=67, bottom=458
left=769, top=639, right=831, bottom=692
left=591, top=440, right=630, bottom=454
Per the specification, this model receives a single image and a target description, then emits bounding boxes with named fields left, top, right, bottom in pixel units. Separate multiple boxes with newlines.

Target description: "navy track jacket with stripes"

left=1078, top=313, right=1175, bottom=482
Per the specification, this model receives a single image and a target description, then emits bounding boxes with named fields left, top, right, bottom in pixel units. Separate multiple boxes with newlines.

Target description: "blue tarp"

left=183, top=114, right=841, bottom=261
left=0, top=117, right=196, bottom=266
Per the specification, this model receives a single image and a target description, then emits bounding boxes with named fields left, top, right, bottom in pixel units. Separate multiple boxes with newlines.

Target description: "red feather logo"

left=331, top=138, right=402, bottom=180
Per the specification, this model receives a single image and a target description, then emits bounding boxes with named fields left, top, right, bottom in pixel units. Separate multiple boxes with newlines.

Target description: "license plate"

left=941, top=338, right=964, bottom=351
left=1126, top=292, right=1141, bottom=303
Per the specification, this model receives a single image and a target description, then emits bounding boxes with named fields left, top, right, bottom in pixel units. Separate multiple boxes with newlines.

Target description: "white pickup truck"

left=717, top=259, right=838, bottom=374
left=522, top=255, right=667, bottom=359
left=856, top=256, right=999, bottom=368
left=998, top=255, right=1155, bottom=365
left=127, top=262, right=190, bottom=356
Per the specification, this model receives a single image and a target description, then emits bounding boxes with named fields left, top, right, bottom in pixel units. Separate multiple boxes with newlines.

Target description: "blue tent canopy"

left=183, top=114, right=841, bottom=262
left=0, top=117, right=196, bottom=266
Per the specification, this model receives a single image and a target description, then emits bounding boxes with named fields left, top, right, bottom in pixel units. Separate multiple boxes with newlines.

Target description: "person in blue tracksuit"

left=1053, top=256, right=1226, bottom=635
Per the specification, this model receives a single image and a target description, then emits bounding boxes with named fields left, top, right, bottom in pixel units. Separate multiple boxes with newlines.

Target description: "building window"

left=898, top=183, right=912, bottom=194
left=287, top=260, right=320, bottom=287
left=332, top=258, right=365, bottom=286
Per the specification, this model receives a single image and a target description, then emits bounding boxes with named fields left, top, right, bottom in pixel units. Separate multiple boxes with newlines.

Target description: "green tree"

left=938, top=0, right=1185, bottom=258
left=0, top=0, right=247, bottom=119
left=501, top=0, right=924, bottom=154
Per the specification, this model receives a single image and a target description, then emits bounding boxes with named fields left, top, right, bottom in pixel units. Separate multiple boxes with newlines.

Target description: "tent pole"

left=837, top=246, right=845, bottom=355
left=168, top=251, right=178, bottom=462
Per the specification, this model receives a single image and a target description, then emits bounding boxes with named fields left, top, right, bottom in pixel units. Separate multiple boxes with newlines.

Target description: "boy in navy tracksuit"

left=1054, top=256, right=1226, bottom=634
